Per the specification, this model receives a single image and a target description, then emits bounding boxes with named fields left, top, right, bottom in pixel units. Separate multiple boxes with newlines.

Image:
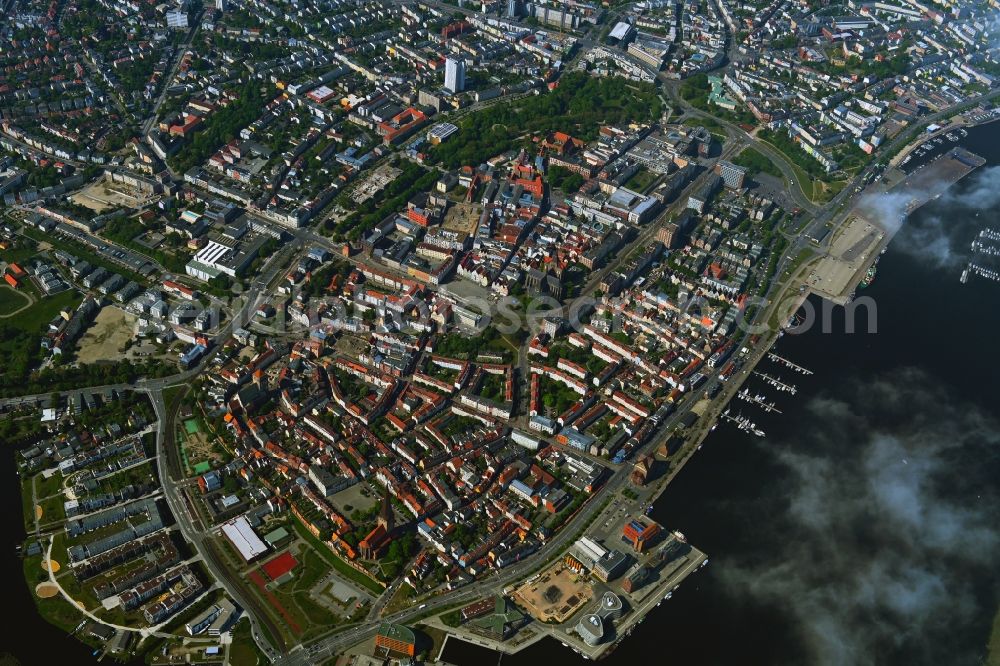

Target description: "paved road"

left=0, top=222, right=308, bottom=655
left=81, top=50, right=131, bottom=120
left=13, top=204, right=172, bottom=275
left=0, top=131, right=87, bottom=168
left=291, top=60, right=1000, bottom=666
left=663, top=86, right=818, bottom=214
left=137, top=234, right=305, bottom=658
left=141, top=12, right=205, bottom=138
left=7, top=92, right=751, bottom=666
left=768, top=86, right=1000, bottom=289
left=147, top=385, right=286, bottom=661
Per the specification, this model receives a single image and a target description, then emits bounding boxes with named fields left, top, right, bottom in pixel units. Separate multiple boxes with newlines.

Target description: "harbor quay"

left=425, top=515, right=708, bottom=662
left=807, top=147, right=987, bottom=305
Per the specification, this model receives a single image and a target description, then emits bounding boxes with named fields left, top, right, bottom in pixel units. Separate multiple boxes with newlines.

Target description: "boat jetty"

left=720, top=410, right=766, bottom=438
left=737, top=388, right=782, bottom=414
left=752, top=371, right=798, bottom=395
left=960, top=228, right=1000, bottom=284
left=767, top=353, right=813, bottom=375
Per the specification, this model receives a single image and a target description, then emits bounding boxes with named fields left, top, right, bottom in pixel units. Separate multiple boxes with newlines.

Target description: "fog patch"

left=717, top=368, right=1000, bottom=666
left=859, top=165, right=1000, bottom=269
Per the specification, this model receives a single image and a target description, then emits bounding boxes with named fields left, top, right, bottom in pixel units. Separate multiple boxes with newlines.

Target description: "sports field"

left=262, top=551, right=298, bottom=581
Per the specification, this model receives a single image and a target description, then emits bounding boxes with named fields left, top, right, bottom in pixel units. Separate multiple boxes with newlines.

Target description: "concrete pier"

left=806, top=147, right=986, bottom=305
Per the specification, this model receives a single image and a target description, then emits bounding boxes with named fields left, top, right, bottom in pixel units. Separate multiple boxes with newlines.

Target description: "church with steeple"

left=359, top=493, right=394, bottom=560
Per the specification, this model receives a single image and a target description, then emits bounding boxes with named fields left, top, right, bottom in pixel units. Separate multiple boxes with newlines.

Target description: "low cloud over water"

left=858, top=165, right=1000, bottom=270
left=717, top=367, right=1000, bottom=666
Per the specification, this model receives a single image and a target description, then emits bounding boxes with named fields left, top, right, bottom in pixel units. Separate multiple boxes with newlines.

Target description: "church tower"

left=377, top=493, right=394, bottom=533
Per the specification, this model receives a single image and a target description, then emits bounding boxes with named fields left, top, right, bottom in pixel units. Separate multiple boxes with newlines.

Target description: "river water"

left=5, top=126, right=1000, bottom=666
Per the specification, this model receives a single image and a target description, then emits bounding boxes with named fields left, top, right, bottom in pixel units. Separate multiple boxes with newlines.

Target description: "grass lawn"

left=22, top=226, right=148, bottom=286
left=161, top=589, right=225, bottom=635
left=37, top=492, right=67, bottom=526
left=754, top=135, right=842, bottom=204
left=0, top=243, right=39, bottom=265
left=92, top=461, right=158, bottom=495
left=23, top=551, right=86, bottom=633
left=56, top=566, right=103, bottom=612
left=201, top=535, right=296, bottom=652
left=163, top=383, right=189, bottom=412
left=767, top=258, right=815, bottom=330
left=35, top=471, right=64, bottom=499
left=34, top=592, right=87, bottom=633
left=0, top=288, right=82, bottom=375
left=623, top=167, right=659, bottom=193
left=986, top=604, right=1000, bottom=666
left=681, top=115, right=724, bottom=134
left=477, top=372, right=506, bottom=402
left=64, top=512, right=142, bottom=548
left=813, top=178, right=847, bottom=203
left=269, top=549, right=340, bottom=642
left=789, top=248, right=817, bottom=276
left=10, top=289, right=82, bottom=335
left=381, top=583, right=415, bottom=615
left=755, top=134, right=812, bottom=182
left=251, top=611, right=283, bottom=658
left=50, top=530, right=68, bottom=563
left=0, top=285, right=31, bottom=314
left=22, top=552, right=46, bottom=589
left=732, top=146, right=782, bottom=179
left=537, top=374, right=583, bottom=418
left=229, top=618, right=268, bottom=666
left=242, top=570, right=300, bottom=648
left=21, top=476, right=36, bottom=532
left=415, top=624, right=448, bottom=660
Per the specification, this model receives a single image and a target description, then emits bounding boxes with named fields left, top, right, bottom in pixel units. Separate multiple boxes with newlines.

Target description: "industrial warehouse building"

left=221, top=516, right=268, bottom=562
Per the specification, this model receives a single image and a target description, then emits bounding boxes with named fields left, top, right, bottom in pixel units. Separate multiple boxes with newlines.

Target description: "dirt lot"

left=76, top=306, right=137, bottom=364
left=441, top=202, right=482, bottom=236
left=352, top=164, right=402, bottom=204
left=70, top=177, right=152, bottom=213
left=513, top=562, right=593, bottom=623
left=35, top=582, right=59, bottom=598
left=327, top=483, right=377, bottom=518
left=333, top=333, right=369, bottom=358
